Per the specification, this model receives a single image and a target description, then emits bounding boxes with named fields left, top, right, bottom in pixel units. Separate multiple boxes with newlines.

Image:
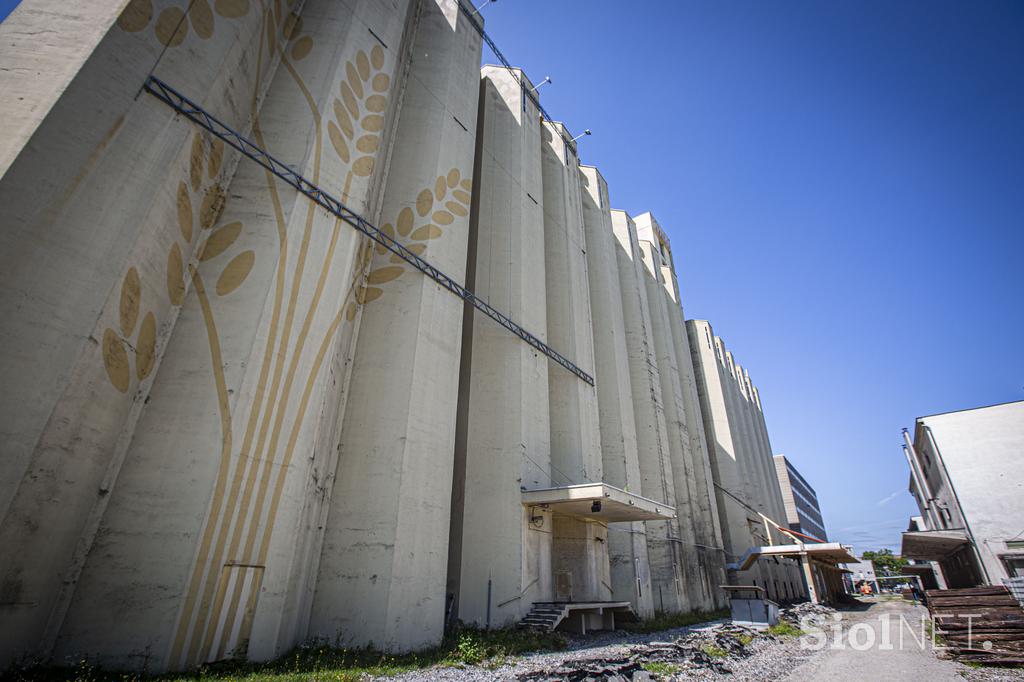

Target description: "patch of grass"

left=642, top=661, right=682, bottom=676
left=622, top=608, right=729, bottom=634
left=2, top=626, right=566, bottom=682
left=922, top=617, right=946, bottom=647
left=737, top=634, right=754, bottom=646
left=767, top=620, right=805, bottom=638
left=700, top=644, right=728, bottom=658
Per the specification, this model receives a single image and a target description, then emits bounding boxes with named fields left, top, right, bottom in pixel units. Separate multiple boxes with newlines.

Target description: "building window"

left=1003, top=556, right=1024, bottom=578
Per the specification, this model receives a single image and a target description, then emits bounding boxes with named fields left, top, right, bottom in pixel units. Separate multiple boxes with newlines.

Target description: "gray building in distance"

left=773, top=455, right=828, bottom=541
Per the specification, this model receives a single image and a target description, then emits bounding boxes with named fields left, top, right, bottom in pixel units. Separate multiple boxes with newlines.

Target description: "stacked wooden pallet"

left=927, top=585, right=1024, bottom=665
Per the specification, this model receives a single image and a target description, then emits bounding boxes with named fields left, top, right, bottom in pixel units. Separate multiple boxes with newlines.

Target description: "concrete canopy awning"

left=735, top=543, right=858, bottom=571
left=900, top=529, right=969, bottom=560
left=521, top=483, right=675, bottom=522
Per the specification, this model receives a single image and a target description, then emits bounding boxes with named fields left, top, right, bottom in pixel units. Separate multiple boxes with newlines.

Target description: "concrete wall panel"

left=310, top=0, right=482, bottom=652
left=450, top=65, right=551, bottom=628
left=610, top=210, right=683, bottom=613
left=579, top=167, right=652, bottom=616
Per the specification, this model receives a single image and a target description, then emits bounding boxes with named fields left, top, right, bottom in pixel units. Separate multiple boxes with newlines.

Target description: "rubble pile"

left=518, top=624, right=762, bottom=681
left=780, top=602, right=835, bottom=627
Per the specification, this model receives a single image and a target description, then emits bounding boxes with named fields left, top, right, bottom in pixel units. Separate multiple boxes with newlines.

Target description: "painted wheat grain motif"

left=117, top=0, right=315, bottom=62
left=348, top=170, right=473, bottom=319
left=327, top=44, right=390, bottom=185
left=102, top=130, right=253, bottom=393
left=117, top=0, right=251, bottom=47
left=101, top=267, right=156, bottom=392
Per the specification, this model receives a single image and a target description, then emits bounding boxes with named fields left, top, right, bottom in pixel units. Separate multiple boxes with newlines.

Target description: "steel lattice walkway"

left=143, top=76, right=593, bottom=385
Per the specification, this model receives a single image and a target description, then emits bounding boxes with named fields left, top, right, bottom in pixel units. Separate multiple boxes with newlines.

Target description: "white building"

left=901, top=400, right=1024, bottom=587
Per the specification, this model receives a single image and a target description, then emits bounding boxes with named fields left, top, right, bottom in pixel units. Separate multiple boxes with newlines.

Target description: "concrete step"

left=519, top=602, right=568, bottom=633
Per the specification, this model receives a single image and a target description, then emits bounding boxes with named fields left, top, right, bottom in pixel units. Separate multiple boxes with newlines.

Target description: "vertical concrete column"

left=611, top=210, right=683, bottom=614
left=633, top=217, right=702, bottom=611
left=687, top=322, right=748, bottom=571
left=747, top=374, right=787, bottom=529
left=741, top=368, right=778, bottom=529
left=720, top=349, right=773, bottom=592
left=311, top=0, right=481, bottom=653
left=721, top=351, right=756, bottom=518
left=747, top=381, right=803, bottom=591
left=449, top=65, right=551, bottom=628
left=650, top=257, right=727, bottom=606
left=660, top=275, right=728, bottom=608
left=800, top=553, right=819, bottom=604
left=540, top=122, right=608, bottom=603
left=734, top=363, right=779, bottom=597
left=541, top=122, right=602, bottom=485
left=579, top=167, right=652, bottom=616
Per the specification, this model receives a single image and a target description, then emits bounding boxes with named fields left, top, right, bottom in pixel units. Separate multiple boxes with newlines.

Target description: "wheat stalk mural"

left=112, top=0, right=408, bottom=663
left=346, top=170, right=473, bottom=321
left=102, top=130, right=255, bottom=393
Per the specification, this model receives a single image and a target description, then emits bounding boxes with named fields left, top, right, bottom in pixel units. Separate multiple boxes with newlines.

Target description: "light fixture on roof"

left=469, top=0, right=497, bottom=16
left=528, top=76, right=552, bottom=93
left=571, top=129, right=592, bottom=143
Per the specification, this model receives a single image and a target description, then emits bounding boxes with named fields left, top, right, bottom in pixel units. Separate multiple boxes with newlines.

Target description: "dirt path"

left=787, top=598, right=1005, bottom=682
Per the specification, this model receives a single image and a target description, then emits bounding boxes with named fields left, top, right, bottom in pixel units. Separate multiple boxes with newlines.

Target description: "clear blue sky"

left=2, top=1, right=1021, bottom=554
left=473, top=0, right=1023, bottom=554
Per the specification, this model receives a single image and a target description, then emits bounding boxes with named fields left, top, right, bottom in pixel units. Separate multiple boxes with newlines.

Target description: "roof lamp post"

left=470, top=0, right=496, bottom=16
left=528, top=76, right=552, bottom=93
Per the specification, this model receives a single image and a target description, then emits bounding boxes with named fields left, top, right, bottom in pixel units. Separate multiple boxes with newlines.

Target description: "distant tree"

left=862, top=549, right=908, bottom=577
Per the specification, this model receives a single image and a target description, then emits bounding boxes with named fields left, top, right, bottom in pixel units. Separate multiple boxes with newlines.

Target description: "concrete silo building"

left=686, top=321, right=806, bottom=601
left=0, top=0, right=773, bottom=672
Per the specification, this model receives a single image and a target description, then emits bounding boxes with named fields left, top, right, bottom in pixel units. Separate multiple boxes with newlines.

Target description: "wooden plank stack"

left=927, top=585, right=1024, bottom=665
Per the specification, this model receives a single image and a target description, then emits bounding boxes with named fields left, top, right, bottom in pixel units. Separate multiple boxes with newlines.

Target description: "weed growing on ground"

left=642, top=661, right=682, bottom=676
left=700, top=644, right=729, bottom=658
left=766, top=620, right=804, bottom=637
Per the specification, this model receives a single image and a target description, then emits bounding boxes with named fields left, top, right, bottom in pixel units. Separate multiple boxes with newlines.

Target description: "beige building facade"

left=0, top=0, right=782, bottom=672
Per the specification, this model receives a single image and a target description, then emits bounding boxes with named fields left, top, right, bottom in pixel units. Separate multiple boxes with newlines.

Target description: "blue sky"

left=2, top=1, right=1021, bottom=554
left=473, top=0, right=1024, bottom=554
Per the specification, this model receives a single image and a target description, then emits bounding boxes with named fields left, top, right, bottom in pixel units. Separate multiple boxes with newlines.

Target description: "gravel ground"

left=385, top=616, right=834, bottom=681
left=383, top=600, right=1024, bottom=681
left=387, top=619, right=727, bottom=682
left=959, top=666, right=1024, bottom=682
